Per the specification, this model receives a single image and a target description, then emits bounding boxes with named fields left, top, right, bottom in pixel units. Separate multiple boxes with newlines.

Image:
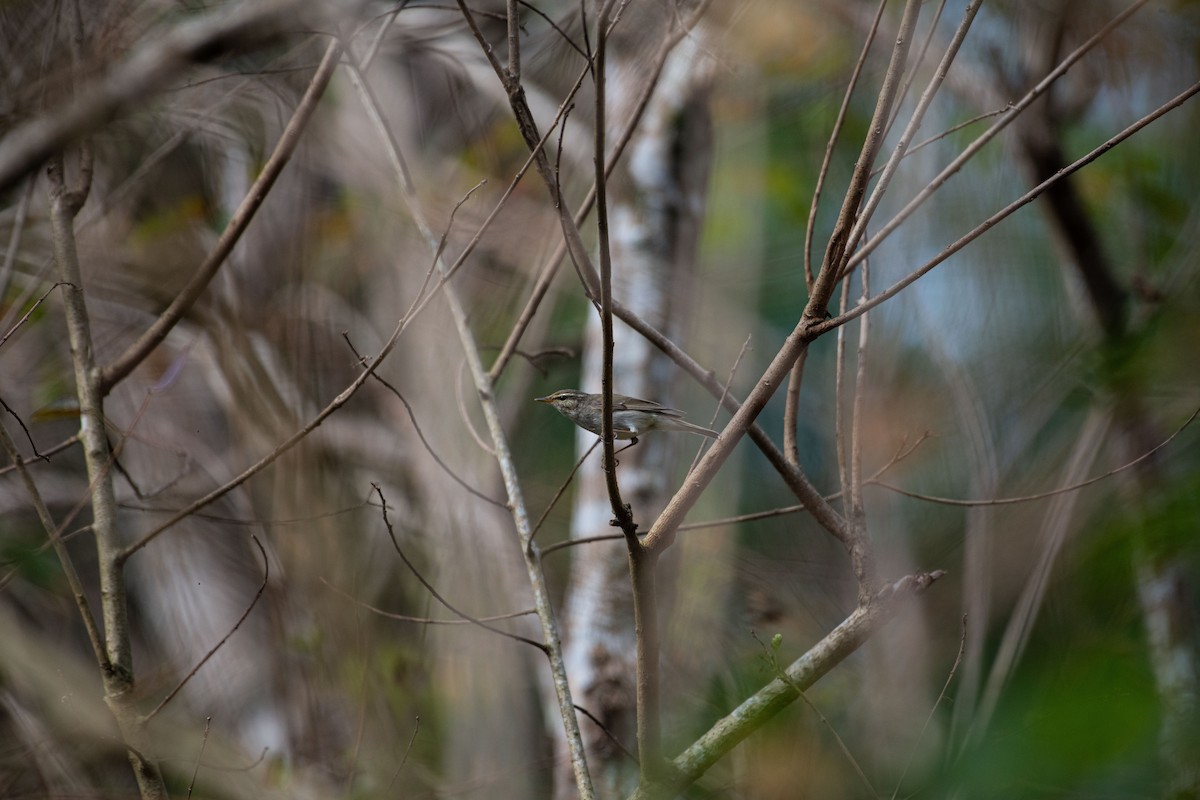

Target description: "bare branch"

left=814, top=76, right=1200, bottom=338
left=0, top=282, right=70, bottom=350
left=322, top=578, right=536, bottom=625
left=143, top=536, right=270, bottom=722
left=99, top=39, right=345, bottom=394
left=343, top=333, right=506, bottom=508
left=838, top=0, right=1155, bottom=279
left=0, top=412, right=106, bottom=668
left=875, top=404, right=1200, bottom=507
left=802, top=0, right=886, bottom=292
left=629, top=571, right=946, bottom=799
left=373, top=486, right=547, bottom=651
left=806, top=0, right=922, bottom=323
left=841, top=0, right=983, bottom=268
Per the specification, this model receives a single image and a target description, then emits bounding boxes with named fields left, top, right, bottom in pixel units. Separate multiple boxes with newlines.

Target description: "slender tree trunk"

left=554, top=18, right=715, bottom=799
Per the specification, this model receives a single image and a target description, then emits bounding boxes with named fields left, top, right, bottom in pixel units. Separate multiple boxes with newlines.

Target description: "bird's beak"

left=534, top=395, right=552, bottom=404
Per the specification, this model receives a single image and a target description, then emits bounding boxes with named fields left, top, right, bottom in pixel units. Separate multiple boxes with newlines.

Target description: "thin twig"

left=882, top=0, right=948, bottom=141
left=99, top=39, right=344, bottom=394
left=0, top=414, right=106, bottom=667
left=144, top=536, right=271, bottom=722
left=385, top=716, right=421, bottom=792
left=0, top=433, right=79, bottom=478
left=0, top=394, right=47, bottom=462
left=531, top=439, right=601, bottom=540
left=875, top=403, right=1200, bottom=507
left=574, top=704, right=639, bottom=764
left=834, top=276, right=853, bottom=516
left=374, top=485, right=548, bottom=652
left=840, top=0, right=983, bottom=273
left=836, top=0, right=1155, bottom=280
left=872, top=106, right=1011, bottom=179
left=814, top=75, right=1200, bottom=338
left=754, top=632, right=878, bottom=799
left=690, top=335, right=751, bottom=475
left=847, top=261, right=875, bottom=601
left=322, top=577, right=536, bottom=625
left=802, top=0, right=886, bottom=291
left=891, top=614, right=967, bottom=800
left=184, top=717, right=211, bottom=800
left=343, top=332, right=505, bottom=507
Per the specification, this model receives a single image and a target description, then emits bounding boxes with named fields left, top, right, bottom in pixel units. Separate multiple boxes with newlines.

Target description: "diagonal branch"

left=812, top=76, right=1200, bottom=338
left=637, top=0, right=926, bottom=555
left=627, top=571, right=945, bottom=800
left=837, top=0, right=1154, bottom=279
left=99, top=39, right=344, bottom=395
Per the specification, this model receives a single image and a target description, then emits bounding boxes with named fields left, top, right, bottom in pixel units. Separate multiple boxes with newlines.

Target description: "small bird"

left=535, top=389, right=719, bottom=441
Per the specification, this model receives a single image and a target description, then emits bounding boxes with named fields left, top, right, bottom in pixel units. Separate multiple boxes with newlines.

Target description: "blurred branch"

left=972, top=410, right=1110, bottom=745
left=0, top=0, right=312, bottom=194
left=847, top=263, right=875, bottom=602
left=116, top=292, right=415, bottom=563
left=0, top=178, right=35, bottom=301
left=99, top=39, right=344, bottom=395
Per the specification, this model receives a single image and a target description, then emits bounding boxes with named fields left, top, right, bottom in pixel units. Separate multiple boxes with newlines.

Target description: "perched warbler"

left=535, top=389, right=719, bottom=442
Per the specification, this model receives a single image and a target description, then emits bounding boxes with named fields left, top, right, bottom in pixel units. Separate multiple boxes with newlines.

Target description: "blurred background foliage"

left=0, top=1, right=1198, bottom=798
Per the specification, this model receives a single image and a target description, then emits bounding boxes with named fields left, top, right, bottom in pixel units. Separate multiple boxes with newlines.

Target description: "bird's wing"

left=615, top=396, right=685, bottom=418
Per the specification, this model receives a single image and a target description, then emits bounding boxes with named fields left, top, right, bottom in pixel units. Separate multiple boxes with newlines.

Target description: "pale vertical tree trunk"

left=553, top=17, right=716, bottom=798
